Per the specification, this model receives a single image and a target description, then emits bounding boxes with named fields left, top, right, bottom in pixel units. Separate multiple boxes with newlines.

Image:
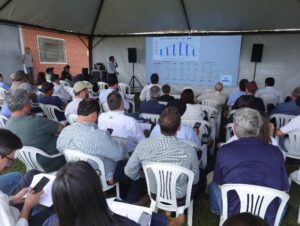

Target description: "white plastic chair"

left=39, top=104, right=67, bottom=125
left=270, top=114, right=295, bottom=129
left=83, top=81, right=98, bottom=99
left=97, top=81, right=108, bottom=93
left=143, top=163, right=194, bottom=226
left=219, top=184, right=290, bottom=226
left=139, top=113, right=160, bottom=124
left=225, top=123, right=234, bottom=141
left=118, top=83, right=131, bottom=94
left=0, top=87, right=8, bottom=106
left=200, top=99, right=220, bottom=109
left=282, top=131, right=300, bottom=160
left=0, top=114, right=8, bottom=128
left=63, top=149, right=119, bottom=196
left=59, top=80, right=71, bottom=87
left=15, top=146, right=63, bottom=172
left=182, top=139, right=206, bottom=169
left=158, top=101, right=168, bottom=105
left=101, top=102, right=110, bottom=112
left=66, top=113, right=78, bottom=124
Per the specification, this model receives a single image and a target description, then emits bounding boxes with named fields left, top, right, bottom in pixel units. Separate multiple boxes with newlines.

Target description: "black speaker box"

left=251, top=44, right=264, bottom=62
left=128, top=48, right=137, bottom=63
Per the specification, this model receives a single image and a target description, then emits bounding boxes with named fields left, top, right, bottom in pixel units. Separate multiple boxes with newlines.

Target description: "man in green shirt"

left=5, top=89, right=65, bottom=172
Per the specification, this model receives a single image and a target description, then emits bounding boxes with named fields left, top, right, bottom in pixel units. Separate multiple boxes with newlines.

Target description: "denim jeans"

left=208, top=180, right=222, bottom=215
left=0, top=172, right=22, bottom=195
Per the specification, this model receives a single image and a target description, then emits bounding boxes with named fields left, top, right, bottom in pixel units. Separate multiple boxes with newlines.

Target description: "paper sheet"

left=108, top=200, right=152, bottom=224
left=27, top=173, right=56, bottom=207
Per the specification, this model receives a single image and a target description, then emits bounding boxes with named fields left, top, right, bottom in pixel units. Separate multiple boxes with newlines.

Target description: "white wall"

left=93, top=34, right=300, bottom=97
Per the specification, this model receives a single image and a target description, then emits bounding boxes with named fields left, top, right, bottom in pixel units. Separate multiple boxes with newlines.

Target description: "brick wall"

left=21, top=26, right=89, bottom=81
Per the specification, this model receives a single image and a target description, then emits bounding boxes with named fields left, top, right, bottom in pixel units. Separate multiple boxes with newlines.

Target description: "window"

left=38, top=36, right=66, bottom=63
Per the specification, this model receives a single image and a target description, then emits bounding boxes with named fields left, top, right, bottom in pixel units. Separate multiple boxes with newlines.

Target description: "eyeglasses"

left=4, top=155, right=14, bottom=162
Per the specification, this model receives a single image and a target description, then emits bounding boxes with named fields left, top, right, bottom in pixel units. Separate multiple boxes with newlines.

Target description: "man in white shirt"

left=22, top=47, right=34, bottom=82
left=106, top=56, right=118, bottom=74
left=197, top=82, right=226, bottom=106
left=139, top=73, right=160, bottom=101
left=65, top=81, right=89, bottom=118
left=45, top=67, right=54, bottom=83
left=255, top=77, right=284, bottom=104
left=51, top=74, right=72, bottom=103
left=99, top=73, right=129, bottom=110
left=98, top=91, right=144, bottom=142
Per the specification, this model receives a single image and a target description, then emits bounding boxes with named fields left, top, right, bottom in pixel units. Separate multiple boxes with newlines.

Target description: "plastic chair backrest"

left=285, top=130, right=300, bottom=159
left=66, top=114, right=78, bottom=124
left=139, top=113, right=160, bottom=124
left=59, top=80, right=70, bottom=87
left=201, top=99, right=220, bottom=109
left=0, top=114, right=8, bottom=128
left=198, top=105, right=218, bottom=121
left=15, top=146, right=62, bottom=172
left=97, top=82, right=108, bottom=92
left=225, top=123, right=234, bottom=141
left=220, top=183, right=290, bottom=226
left=0, top=87, right=8, bottom=106
left=118, top=83, right=131, bottom=94
left=63, top=149, right=115, bottom=192
left=143, top=162, right=194, bottom=212
left=270, top=114, right=295, bottom=129
left=260, top=94, right=278, bottom=109
left=39, top=104, right=63, bottom=122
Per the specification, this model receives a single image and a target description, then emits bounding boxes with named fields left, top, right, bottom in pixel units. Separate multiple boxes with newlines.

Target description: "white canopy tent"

left=1, top=0, right=300, bottom=36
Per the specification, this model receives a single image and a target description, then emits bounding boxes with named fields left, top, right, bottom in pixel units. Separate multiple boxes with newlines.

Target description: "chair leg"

left=115, top=183, right=120, bottom=198
left=150, top=201, right=158, bottom=212
left=187, top=200, right=193, bottom=226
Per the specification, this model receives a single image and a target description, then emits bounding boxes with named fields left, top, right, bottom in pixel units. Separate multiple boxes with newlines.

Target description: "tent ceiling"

left=1, top=0, right=300, bottom=36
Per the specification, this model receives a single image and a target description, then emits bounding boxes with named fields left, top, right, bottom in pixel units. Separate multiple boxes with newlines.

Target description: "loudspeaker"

left=128, top=48, right=137, bottom=63
left=251, top=44, right=264, bottom=62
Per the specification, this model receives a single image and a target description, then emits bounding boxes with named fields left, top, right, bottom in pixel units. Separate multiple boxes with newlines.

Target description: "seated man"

left=50, top=74, right=72, bottom=103
left=98, top=91, right=145, bottom=142
left=158, top=84, right=175, bottom=103
left=139, top=86, right=165, bottom=115
left=37, top=82, right=66, bottom=121
left=64, top=81, right=88, bottom=118
left=255, top=77, right=284, bottom=104
left=0, top=129, right=46, bottom=226
left=271, top=86, right=300, bottom=115
left=227, top=79, right=248, bottom=107
left=5, top=89, right=65, bottom=173
left=209, top=108, right=289, bottom=226
left=232, top=81, right=265, bottom=113
left=57, top=99, right=141, bottom=203
left=140, top=73, right=160, bottom=101
left=150, top=100, right=201, bottom=146
left=197, top=82, right=227, bottom=106
left=125, top=107, right=200, bottom=200
left=99, top=73, right=129, bottom=111
left=0, top=73, right=10, bottom=90
left=275, top=97, right=300, bottom=151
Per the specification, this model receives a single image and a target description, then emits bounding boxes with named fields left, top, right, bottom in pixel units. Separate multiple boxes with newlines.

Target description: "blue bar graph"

left=193, top=49, right=195, bottom=56
left=179, top=42, right=182, bottom=56
left=186, top=44, right=188, bottom=56
left=173, top=44, right=175, bottom=56
left=160, top=49, right=162, bottom=56
left=159, top=41, right=196, bottom=58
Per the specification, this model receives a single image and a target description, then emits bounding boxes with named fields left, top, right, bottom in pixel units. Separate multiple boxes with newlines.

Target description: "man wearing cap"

left=139, top=86, right=165, bottom=114
left=65, top=81, right=89, bottom=118
left=99, top=73, right=129, bottom=111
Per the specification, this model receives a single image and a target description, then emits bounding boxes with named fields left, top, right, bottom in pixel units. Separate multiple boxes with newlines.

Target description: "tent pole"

left=88, top=36, right=93, bottom=73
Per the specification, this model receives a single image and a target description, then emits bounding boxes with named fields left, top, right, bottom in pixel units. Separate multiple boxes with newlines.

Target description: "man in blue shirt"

left=227, top=79, right=248, bottom=107
left=0, top=74, right=11, bottom=91
left=271, top=86, right=300, bottom=116
left=140, top=86, right=165, bottom=115
left=209, top=108, right=289, bottom=226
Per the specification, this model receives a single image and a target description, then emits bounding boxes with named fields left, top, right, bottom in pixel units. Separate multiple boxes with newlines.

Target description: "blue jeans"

left=0, top=172, right=22, bottom=195
left=26, top=67, right=34, bottom=81
left=208, top=181, right=222, bottom=215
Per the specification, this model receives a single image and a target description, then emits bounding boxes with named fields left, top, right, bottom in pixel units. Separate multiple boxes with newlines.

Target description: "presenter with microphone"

left=106, top=56, right=119, bottom=75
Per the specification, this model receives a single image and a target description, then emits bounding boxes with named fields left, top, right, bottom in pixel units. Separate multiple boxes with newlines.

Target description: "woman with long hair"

left=46, top=161, right=139, bottom=226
